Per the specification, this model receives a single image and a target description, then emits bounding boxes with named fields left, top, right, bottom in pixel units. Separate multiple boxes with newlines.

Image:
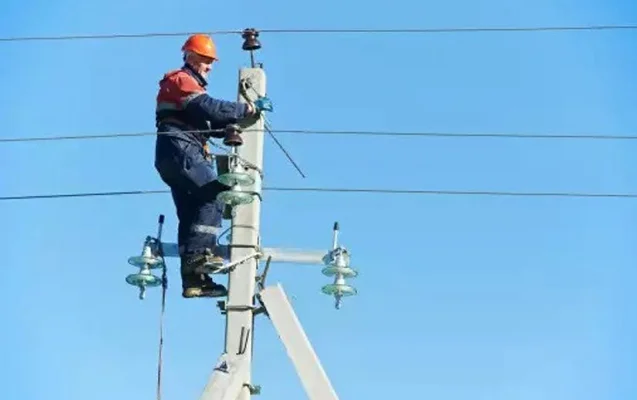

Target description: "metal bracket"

left=204, top=251, right=261, bottom=275
left=216, top=301, right=266, bottom=317
left=253, top=294, right=269, bottom=318
left=255, top=255, right=272, bottom=291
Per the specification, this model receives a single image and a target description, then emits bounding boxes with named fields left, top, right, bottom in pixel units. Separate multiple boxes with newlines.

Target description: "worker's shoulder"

left=160, top=69, right=204, bottom=91
left=161, top=68, right=186, bottom=79
left=160, top=68, right=198, bottom=83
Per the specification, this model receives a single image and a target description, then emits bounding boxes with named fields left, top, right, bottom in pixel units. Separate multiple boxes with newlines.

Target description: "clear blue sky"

left=1, top=0, right=637, bottom=399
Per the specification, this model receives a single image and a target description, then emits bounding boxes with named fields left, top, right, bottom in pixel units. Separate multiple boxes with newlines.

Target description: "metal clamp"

left=216, top=300, right=266, bottom=317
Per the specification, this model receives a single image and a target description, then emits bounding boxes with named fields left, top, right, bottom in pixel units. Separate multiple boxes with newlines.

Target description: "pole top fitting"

left=223, top=123, right=243, bottom=147
left=241, top=28, right=261, bottom=51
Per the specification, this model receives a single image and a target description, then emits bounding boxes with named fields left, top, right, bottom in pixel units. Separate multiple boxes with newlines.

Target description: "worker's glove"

left=253, top=96, right=273, bottom=113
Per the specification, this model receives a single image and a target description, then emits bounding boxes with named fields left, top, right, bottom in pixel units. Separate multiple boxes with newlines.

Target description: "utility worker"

left=154, top=33, right=272, bottom=299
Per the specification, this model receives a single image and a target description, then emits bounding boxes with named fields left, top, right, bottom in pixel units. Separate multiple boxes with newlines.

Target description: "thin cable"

left=259, top=129, right=637, bottom=140
left=4, top=129, right=637, bottom=143
left=2, top=187, right=637, bottom=201
left=0, top=30, right=241, bottom=42
left=1, top=24, right=636, bottom=42
left=154, top=216, right=168, bottom=400
left=259, top=25, right=637, bottom=34
left=217, top=226, right=232, bottom=246
left=264, top=122, right=306, bottom=178
left=156, top=248, right=167, bottom=400
left=267, top=187, right=637, bottom=198
left=1, top=128, right=259, bottom=177
left=239, top=78, right=306, bottom=178
left=0, top=189, right=169, bottom=200
left=0, top=131, right=158, bottom=142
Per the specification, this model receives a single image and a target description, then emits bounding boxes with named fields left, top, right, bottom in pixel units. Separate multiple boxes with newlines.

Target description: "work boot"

left=183, top=248, right=225, bottom=274
left=182, top=273, right=228, bottom=298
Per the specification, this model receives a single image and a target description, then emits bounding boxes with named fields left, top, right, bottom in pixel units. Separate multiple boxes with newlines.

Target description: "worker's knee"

left=180, top=200, right=225, bottom=255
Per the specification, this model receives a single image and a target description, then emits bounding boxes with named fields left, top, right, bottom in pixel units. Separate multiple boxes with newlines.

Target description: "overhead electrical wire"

left=1, top=24, right=636, bottom=42
left=2, top=187, right=637, bottom=201
left=3, top=24, right=636, bottom=203
left=3, top=129, right=637, bottom=143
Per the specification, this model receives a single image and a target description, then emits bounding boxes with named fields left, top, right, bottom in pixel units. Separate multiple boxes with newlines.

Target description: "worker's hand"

left=254, top=96, right=273, bottom=113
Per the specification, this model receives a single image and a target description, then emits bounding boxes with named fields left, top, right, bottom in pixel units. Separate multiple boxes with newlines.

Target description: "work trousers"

left=154, top=127, right=229, bottom=259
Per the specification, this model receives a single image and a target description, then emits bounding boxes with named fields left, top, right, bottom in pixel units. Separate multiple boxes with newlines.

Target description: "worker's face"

left=188, top=53, right=215, bottom=79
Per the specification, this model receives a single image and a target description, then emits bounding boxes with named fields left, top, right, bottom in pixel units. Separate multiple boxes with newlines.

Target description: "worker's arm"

left=175, top=74, right=255, bottom=133
left=185, top=93, right=253, bottom=129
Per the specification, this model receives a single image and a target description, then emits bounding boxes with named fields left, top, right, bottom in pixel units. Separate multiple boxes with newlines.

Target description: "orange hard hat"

left=182, top=34, right=218, bottom=60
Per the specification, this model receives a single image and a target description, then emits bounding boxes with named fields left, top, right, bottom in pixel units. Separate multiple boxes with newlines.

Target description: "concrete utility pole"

left=223, top=60, right=266, bottom=400
left=125, top=28, right=359, bottom=400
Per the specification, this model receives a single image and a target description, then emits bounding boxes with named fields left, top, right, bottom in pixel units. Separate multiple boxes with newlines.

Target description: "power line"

left=0, top=189, right=168, bottom=200
left=1, top=24, right=636, bottom=42
left=0, top=131, right=157, bottom=142
left=3, top=129, right=637, bottom=143
left=2, top=187, right=637, bottom=201
left=0, top=30, right=239, bottom=42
